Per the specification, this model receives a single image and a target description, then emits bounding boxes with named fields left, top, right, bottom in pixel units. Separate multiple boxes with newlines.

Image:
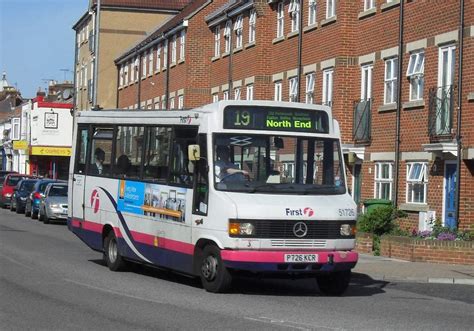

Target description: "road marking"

left=63, top=278, right=166, bottom=305
left=244, top=316, right=343, bottom=330
left=0, top=252, right=35, bottom=270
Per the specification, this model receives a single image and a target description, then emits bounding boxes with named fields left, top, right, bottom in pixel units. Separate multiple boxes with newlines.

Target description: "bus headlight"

left=229, top=222, right=256, bottom=236
left=340, top=224, right=356, bottom=236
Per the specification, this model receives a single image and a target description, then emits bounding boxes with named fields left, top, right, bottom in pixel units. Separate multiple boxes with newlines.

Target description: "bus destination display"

left=223, top=106, right=329, bottom=133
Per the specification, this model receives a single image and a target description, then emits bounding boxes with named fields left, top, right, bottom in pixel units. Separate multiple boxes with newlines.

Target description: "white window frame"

left=134, top=57, right=139, bottom=82
left=224, top=20, right=232, bottom=53
left=178, top=95, right=184, bottom=109
left=171, top=35, right=177, bottom=64
left=169, top=97, right=175, bottom=110
left=249, top=9, right=256, bottom=43
left=406, top=162, right=428, bottom=204
left=322, top=68, right=333, bottom=106
left=364, top=0, right=375, bottom=11
left=308, top=0, right=317, bottom=26
left=124, top=63, right=129, bottom=85
left=234, top=87, right=241, bottom=100
left=277, top=2, right=284, bottom=38
left=289, top=76, right=298, bottom=102
left=212, top=93, right=219, bottom=103
left=234, top=15, right=243, bottom=49
left=326, top=0, right=336, bottom=19
left=163, top=40, right=168, bottom=69
left=305, top=72, right=315, bottom=104
left=438, top=45, right=456, bottom=89
left=246, top=84, right=254, bottom=100
left=11, top=118, right=20, bottom=140
left=141, top=54, right=147, bottom=78
left=361, top=64, right=373, bottom=100
left=407, top=51, right=425, bottom=101
left=223, top=90, right=229, bottom=100
left=274, top=80, right=282, bottom=101
left=374, top=162, right=393, bottom=200
left=384, top=57, right=398, bottom=104
left=179, top=30, right=185, bottom=61
left=289, top=0, right=300, bottom=33
left=214, top=26, right=221, bottom=57
left=119, top=66, right=124, bottom=87
left=156, top=45, right=161, bottom=71
left=148, top=49, right=153, bottom=75
left=161, top=97, right=167, bottom=110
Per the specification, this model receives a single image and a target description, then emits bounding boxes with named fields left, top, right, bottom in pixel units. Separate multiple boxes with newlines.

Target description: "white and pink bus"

left=68, top=100, right=358, bottom=294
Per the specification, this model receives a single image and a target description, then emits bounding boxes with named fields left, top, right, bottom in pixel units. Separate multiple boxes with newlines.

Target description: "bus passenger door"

left=72, top=126, right=89, bottom=223
left=191, top=135, right=209, bottom=234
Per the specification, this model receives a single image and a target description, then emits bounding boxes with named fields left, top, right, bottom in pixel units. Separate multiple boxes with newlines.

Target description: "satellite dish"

left=62, top=89, right=72, bottom=100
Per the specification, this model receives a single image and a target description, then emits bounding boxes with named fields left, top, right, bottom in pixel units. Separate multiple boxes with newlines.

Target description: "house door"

left=444, top=163, right=457, bottom=229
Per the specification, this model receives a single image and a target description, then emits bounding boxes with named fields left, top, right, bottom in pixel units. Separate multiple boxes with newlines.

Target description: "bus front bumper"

left=221, top=250, right=358, bottom=273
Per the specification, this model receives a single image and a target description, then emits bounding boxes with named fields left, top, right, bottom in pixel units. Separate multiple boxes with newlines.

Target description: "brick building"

left=116, top=0, right=474, bottom=232
left=73, top=0, right=192, bottom=111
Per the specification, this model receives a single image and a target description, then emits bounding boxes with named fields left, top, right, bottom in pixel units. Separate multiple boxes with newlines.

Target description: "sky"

left=0, top=0, right=89, bottom=98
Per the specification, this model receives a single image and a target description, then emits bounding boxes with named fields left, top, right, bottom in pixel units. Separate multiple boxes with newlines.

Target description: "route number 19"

left=234, top=110, right=250, bottom=126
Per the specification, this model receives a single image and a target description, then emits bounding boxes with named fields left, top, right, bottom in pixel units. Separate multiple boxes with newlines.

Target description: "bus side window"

left=170, top=127, right=198, bottom=187
left=143, top=126, right=171, bottom=182
left=88, top=127, right=113, bottom=176
left=114, top=126, right=143, bottom=179
left=75, top=126, right=89, bottom=174
left=193, top=134, right=208, bottom=215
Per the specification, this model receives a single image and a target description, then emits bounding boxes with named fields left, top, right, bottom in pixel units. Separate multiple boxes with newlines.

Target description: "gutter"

left=393, top=0, right=404, bottom=207
left=455, top=0, right=465, bottom=229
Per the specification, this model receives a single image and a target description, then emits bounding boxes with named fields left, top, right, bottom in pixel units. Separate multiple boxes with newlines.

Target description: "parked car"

left=10, top=179, right=39, bottom=213
left=25, top=179, right=57, bottom=219
left=0, top=174, right=34, bottom=208
left=39, top=182, right=68, bottom=224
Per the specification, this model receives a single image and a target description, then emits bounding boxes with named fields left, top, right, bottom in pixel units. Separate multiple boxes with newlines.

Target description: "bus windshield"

left=213, top=134, right=345, bottom=195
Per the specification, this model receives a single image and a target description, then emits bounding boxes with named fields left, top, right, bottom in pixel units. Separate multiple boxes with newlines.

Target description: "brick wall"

left=380, top=235, right=474, bottom=265
left=115, top=0, right=474, bottom=231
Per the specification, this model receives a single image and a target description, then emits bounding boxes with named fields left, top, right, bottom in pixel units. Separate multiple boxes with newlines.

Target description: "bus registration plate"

left=284, top=254, right=318, bottom=263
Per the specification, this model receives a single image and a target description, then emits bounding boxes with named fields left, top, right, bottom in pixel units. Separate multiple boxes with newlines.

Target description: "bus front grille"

left=270, top=239, right=327, bottom=248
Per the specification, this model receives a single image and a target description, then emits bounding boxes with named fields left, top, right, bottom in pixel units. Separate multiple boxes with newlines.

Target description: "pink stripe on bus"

left=221, top=250, right=358, bottom=263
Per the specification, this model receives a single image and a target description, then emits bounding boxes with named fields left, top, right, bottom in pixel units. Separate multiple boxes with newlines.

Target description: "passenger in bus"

left=91, top=148, right=105, bottom=175
left=215, top=145, right=249, bottom=182
left=116, top=154, right=131, bottom=177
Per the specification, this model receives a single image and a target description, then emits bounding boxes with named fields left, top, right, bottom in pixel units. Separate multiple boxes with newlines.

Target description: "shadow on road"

left=89, top=259, right=387, bottom=297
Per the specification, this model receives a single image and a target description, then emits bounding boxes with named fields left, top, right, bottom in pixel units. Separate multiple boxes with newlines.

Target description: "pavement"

left=353, top=253, right=474, bottom=285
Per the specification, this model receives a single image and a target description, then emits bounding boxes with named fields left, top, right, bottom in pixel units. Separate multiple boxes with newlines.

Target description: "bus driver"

left=215, top=145, right=249, bottom=182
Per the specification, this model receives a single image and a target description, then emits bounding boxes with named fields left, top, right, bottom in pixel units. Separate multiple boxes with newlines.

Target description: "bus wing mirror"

left=188, top=145, right=200, bottom=161
left=274, top=137, right=284, bottom=149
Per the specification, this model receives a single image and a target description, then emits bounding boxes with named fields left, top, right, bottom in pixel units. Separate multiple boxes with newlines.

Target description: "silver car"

left=39, top=182, right=68, bottom=224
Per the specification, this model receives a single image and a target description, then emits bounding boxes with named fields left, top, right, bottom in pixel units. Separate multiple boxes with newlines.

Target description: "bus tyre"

left=104, top=232, right=127, bottom=271
left=316, top=270, right=351, bottom=296
left=200, top=245, right=232, bottom=293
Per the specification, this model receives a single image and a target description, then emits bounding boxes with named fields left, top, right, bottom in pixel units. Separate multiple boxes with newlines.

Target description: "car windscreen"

left=7, top=176, right=22, bottom=186
left=49, top=185, right=68, bottom=196
left=20, top=181, right=37, bottom=192
left=39, top=182, right=54, bottom=192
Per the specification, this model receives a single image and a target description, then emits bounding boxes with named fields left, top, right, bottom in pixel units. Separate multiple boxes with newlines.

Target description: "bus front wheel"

left=199, top=245, right=232, bottom=293
left=104, top=232, right=127, bottom=271
left=316, top=270, right=351, bottom=296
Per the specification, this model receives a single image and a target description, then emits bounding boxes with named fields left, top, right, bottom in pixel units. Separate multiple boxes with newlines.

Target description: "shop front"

left=29, top=146, right=71, bottom=180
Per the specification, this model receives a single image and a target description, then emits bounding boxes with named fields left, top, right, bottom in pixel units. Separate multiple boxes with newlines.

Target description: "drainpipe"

left=455, top=0, right=465, bottom=229
left=137, top=52, right=142, bottom=109
left=227, top=13, right=234, bottom=99
left=393, top=0, right=404, bottom=207
left=92, top=0, right=101, bottom=108
left=165, top=36, right=170, bottom=109
left=296, top=0, right=304, bottom=102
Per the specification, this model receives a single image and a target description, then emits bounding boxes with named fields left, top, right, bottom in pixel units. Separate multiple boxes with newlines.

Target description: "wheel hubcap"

left=201, top=255, right=218, bottom=281
left=108, top=238, right=117, bottom=263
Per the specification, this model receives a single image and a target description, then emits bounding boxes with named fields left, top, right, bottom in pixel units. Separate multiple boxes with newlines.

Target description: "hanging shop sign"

left=13, top=140, right=29, bottom=150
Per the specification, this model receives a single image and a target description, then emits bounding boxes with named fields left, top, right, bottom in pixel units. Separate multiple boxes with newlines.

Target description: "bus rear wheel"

left=104, top=232, right=127, bottom=271
left=316, top=270, right=351, bottom=296
left=199, top=245, right=232, bottom=293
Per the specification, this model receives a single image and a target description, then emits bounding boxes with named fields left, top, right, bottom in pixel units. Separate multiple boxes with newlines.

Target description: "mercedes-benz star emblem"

left=293, top=222, right=308, bottom=238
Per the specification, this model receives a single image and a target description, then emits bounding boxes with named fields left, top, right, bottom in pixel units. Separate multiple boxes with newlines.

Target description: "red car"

left=0, top=173, right=35, bottom=208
